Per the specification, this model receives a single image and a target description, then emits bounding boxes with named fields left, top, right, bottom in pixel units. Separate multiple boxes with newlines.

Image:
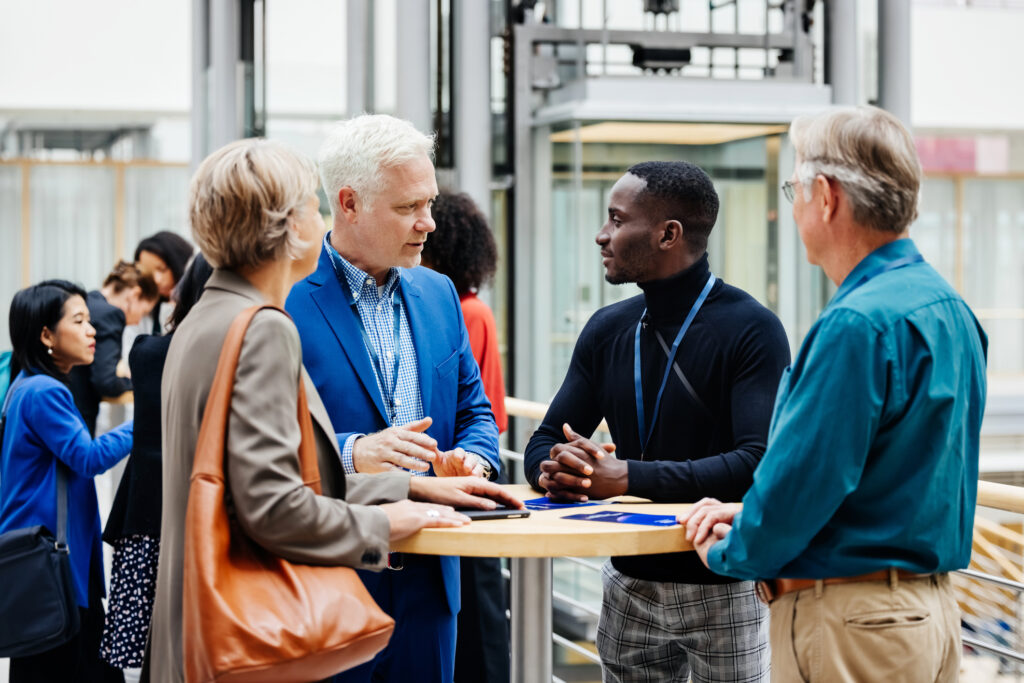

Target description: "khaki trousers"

left=769, top=573, right=961, bottom=683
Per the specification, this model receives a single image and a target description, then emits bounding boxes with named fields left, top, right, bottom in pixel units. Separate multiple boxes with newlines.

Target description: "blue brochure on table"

left=522, top=497, right=612, bottom=511
left=562, top=510, right=679, bottom=527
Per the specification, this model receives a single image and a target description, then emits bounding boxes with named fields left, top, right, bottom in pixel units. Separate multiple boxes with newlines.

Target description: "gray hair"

left=189, top=138, right=318, bottom=269
left=790, top=106, right=922, bottom=233
left=318, top=114, right=436, bottom=216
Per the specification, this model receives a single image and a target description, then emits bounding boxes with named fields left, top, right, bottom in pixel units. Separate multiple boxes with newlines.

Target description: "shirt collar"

left=834, top=237, right=920, bottom=302
left=323, top=231, right=402, bottom=303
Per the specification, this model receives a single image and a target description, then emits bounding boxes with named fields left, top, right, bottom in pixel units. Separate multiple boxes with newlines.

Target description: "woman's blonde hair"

left=189, top=138, right=319, bottom=269
left=790, top=106, right=921, bottom=233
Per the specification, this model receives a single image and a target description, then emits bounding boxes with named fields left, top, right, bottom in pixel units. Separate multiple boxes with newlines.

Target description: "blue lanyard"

left=833, top=254, right=924, bottom=305
left=326, top=246, right=403, bottom=423
left=634, top=272, right=716, bottom=457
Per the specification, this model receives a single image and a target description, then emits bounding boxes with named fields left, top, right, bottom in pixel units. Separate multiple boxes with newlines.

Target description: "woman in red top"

left=423, top=191, right=507, bottom=434
left=423, top=190, right=509, bottom=683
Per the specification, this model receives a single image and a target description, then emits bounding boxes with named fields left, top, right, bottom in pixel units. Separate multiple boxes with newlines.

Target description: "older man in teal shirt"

left=682, top=106, right=987, bottom=682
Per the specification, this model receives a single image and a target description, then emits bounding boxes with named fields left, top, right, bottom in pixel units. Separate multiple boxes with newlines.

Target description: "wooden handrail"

left=505, top=396, right=610, bottom=434
left=978, top=481, right=1024, bottom=515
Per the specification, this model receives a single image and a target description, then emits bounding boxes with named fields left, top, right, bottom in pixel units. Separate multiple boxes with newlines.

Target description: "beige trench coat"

left=148, top=269, right=410, bottom=683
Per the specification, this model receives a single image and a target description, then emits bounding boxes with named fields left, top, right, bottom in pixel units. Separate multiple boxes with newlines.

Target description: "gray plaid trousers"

left=596, top=562, right=769, bottom=683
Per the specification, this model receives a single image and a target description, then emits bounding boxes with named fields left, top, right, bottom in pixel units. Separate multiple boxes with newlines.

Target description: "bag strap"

left=55, top=464, right=69, bottom=550
left=190, top=305, right=322, bottom=494
left=1, top=375, right=70, bottom=549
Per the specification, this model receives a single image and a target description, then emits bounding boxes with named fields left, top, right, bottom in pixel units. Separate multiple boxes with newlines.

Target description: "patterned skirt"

left=100, top=534, right=160, bottom=668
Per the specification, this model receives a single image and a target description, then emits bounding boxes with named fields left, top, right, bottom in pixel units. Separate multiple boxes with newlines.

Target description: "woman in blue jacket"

left=0, top=280, right=131, bottom=682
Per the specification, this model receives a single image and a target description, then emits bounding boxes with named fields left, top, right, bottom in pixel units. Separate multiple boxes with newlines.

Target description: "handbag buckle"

left=54, top=541, right=69, bottom=554
left=386, top=552, right=404, bottom=571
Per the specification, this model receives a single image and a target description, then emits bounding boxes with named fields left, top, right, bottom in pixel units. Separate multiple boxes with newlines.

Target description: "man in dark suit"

left=286, top=114, right=501, bottom=683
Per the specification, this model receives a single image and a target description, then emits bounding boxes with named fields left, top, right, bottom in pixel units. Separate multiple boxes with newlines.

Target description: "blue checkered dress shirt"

left=324, top=234, right=429, bottom=475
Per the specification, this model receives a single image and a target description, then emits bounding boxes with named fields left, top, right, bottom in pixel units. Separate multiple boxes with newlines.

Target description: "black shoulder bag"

left=0, top=377, right=82, bottom=657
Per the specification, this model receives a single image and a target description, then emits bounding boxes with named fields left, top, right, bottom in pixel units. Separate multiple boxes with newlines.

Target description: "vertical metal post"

left=453, top=0, right=492, bottom=216
left=512, top=23, right=534, bottom=408
left=825, top=0, right=859, bottom=105
left=396, top=0, right=432, bottom=133
left=954, top=175, right=965, bottom=293
left=209, top=0, right=241, bottom=150
left=788, top=0, right=815, bottom=81
left=346, top=0, right=370, bottom=116
left=20, top=161, right=31, bottom=286
left=191, top=0, right=209, bottom=167
left=510, top=557, right=553, bottom=683
left=1017, top=585, right=1024, bottom=677
left=114, top=164, right=125, bottom=260
left=877, top=0, right=912, bottom=125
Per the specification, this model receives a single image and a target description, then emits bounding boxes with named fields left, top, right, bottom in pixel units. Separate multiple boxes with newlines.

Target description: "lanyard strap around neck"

left=634, top=272, right=715, bottom=457
left=327, top=247, right=403, bottom=424
left=833, top=254, right=924, bottom=305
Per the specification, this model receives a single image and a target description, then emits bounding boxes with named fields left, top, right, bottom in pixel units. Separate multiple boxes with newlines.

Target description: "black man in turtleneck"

left=524, top=161, right=790, bottom=683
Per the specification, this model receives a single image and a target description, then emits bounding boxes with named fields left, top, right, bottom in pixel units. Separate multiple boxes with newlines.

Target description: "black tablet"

left=457, top=506, right=531, bottom=521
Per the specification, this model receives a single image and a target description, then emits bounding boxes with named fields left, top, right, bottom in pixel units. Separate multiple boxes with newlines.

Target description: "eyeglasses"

left=781, top=180, right=799, bottom=203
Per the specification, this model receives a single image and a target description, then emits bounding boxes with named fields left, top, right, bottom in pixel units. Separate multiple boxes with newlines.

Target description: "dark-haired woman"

left=100, top=254, right=214, bottom=674
left=134, top=231, right=194, bottom=334
left=69, top=261, right=160, bottom=435
left=423, top=190, right=510, bottom=683
left=0, top=280, right=130, bottom=683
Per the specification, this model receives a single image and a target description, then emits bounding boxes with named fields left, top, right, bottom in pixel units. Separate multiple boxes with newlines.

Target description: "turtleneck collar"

left=637, top=253, right=712, bottom=324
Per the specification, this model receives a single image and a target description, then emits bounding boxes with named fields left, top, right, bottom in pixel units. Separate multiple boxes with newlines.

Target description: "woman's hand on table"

left=408, top=477, right=525, bottom=511
left=381, top=500, right=470, bottom=541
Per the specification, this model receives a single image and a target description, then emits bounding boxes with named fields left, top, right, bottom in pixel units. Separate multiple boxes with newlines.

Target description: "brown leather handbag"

left=183, top=305, right=395, bottom=682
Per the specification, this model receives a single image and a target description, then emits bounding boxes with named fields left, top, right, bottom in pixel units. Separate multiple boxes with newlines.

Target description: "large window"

left=915, top=175, right=1024, bottom=375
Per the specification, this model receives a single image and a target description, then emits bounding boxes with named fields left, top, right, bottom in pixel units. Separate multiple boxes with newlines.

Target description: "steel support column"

left=191, top=0, right=209, bottom=167
left=209, top=0, right=242, bottom=150
left=826, top=0, right=859, bottom=105
left=396, top=0, right=432, bottom=133
left=510, top=557, right=553, bottom=683
left=347, top=0, right=372, bottom=116
left=453, top=0, right=492, bottom=216
left=878, top=0, right=911, bottom=125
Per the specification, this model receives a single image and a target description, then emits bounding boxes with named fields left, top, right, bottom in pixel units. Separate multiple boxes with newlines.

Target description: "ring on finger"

left=426, top=509, right=440, bottom=519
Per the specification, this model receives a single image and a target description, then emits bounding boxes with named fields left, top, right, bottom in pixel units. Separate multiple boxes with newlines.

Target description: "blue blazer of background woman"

left=0, top=280, right=131, bottom=682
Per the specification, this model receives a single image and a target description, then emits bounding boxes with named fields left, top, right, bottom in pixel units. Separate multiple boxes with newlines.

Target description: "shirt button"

left=395, top=399, right=403, bottom=407
left=366, top=278, right=373, bottom=285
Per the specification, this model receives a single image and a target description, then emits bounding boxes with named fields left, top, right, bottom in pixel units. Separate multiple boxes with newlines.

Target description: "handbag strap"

left=1, top=374, right=70, bottom=549
left=190, top=304, right=322, bottom=494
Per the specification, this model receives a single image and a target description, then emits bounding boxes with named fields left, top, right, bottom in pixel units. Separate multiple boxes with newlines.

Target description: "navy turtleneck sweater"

left=524, top=254, right=791, bottom=584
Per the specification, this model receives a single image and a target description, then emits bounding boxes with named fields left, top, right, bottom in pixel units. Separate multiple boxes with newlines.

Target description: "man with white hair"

left=286, top=114, right=501, bottom=682
left=681, top=105, right=988, bottom=682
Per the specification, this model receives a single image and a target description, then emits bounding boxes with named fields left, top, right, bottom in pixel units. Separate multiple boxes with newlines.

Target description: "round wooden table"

left=392, top=484, right=695, bottom=683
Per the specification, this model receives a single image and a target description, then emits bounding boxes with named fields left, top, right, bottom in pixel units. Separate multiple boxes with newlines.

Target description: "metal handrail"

left=962, top=636, right=1024, bottom=665
left=552, top=633, right=602, bottom=665
left=958, top=567, right=1024, bottom=592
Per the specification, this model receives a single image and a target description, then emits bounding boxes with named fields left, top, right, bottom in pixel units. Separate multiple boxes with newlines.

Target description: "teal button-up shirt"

left=708, top=238, right=988, bottom=580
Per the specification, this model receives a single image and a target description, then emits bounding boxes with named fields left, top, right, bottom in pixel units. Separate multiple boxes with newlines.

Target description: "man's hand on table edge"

left=409, top=476, right=525, bottom=511
left=677, top=498, right=741, bottom=569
